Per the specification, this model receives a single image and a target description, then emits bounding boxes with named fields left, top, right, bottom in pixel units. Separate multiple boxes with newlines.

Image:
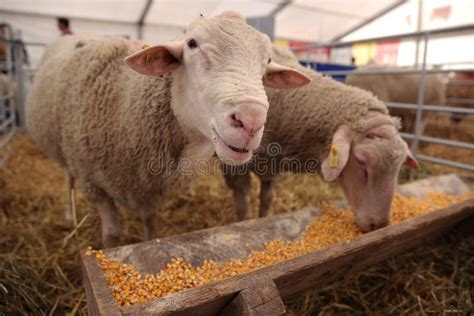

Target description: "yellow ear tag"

left=329, top=144, right=339, bottom=168
left=145, top=50, right=164, bottom=65
left=142, top=44, right=150, bottom=49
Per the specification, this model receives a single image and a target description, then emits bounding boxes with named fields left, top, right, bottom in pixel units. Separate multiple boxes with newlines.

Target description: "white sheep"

left=346, top=66, right=446, bottom=134
left=223, top=46, right=419, bottom=232
left=26, top=12, right=310, bottom=247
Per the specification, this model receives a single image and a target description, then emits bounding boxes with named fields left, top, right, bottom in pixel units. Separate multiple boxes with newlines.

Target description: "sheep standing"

left=223, top=46, right=419, bottom=232
left=26, top=12, right=310, bottom=247
left=446, top=72, right=474, bottom=122
left=346, top=67, right=446, bottom=134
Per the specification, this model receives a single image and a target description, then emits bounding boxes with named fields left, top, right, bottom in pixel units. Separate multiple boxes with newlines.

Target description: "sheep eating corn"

left=223, top=46, right=420, bottom=233
left=25, top=12, right=310, bottom=247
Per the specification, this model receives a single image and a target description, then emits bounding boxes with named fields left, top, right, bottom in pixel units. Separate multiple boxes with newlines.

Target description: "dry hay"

left=423, top=115, right=474, bottom=143
left=0, top=135, right=473, bottom=315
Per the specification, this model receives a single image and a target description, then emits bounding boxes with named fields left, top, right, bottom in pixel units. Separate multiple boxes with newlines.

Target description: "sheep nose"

left=230, top=107, right=266, bottom=138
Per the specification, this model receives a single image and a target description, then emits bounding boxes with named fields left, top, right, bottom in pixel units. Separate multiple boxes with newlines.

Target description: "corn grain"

left=86, top=192, right=473, bottom=307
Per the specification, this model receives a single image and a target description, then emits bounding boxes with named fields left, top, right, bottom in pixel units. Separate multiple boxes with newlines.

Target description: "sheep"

left=222, top=46, right=419, bottom=232
left=446, top=72, right=474, bottom=122
left=346, top=66, right=446, bottom=135
left=26, top=12, right=310, bottom=247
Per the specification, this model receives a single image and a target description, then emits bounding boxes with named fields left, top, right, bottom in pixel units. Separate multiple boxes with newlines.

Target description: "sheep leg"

left=95, top=196, right=122, bottom=248
left=223, top=170, right=251, bottom=221
left=258, top=178, right=275, bottom=217
left=65, top=173, right=76, bottom=223
left=139, top=208, right=158, bottom=241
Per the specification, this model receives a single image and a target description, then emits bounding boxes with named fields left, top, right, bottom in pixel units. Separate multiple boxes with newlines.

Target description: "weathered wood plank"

left=273, top=200, right=474, bottom=297
left=121, top=200, right=474, bottom=314
left=219, top=279, right=285, bottom=316
left=397, top=173, right=470, bottom=198
left=81, top=252, right=122, bottom=316
left=82, top=174, right=474, bottom=315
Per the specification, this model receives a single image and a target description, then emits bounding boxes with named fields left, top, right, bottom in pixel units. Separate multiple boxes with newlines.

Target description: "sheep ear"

left=321, top=125, right=353, bottom=182
left=264, top=62, right=311, bottom=89
left=404, top=148, right=420, bottom=170
left=217, top=11, right=246, bottom=22
left=125, top=40, right=183, bottom=76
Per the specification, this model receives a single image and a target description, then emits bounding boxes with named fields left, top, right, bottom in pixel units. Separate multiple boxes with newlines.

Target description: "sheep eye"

left=187, top=39, right=198, bottom=49
left=355, top=157, right=366, bottom=166
left=268, top=58, right=271, bottom=64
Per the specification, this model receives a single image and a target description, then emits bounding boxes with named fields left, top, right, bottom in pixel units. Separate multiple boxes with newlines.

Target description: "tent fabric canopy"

left=0, top=0, right=401, bottom=41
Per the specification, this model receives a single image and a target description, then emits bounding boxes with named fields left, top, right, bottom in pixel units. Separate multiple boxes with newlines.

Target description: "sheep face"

left=322, top=121, right=419, bottom=232
left=126, top=11, right=310, bottom=165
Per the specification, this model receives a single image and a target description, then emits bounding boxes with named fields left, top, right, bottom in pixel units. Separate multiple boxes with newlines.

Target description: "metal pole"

left=290, top=24, right=474, bottom=52
left=14, top=39, right=27, bottom=132
left=414, top=0, right=423, bottom=67
left=411, top=33, right=429, bottom=155
left=306, top=50, right=311, bottom=69
left=137, top=0, right=153, bottom=40
left=0, top=23, right=17, bottom=167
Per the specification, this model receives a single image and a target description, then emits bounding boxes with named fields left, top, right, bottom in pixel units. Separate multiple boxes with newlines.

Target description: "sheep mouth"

left=212, top=128, right=253, bottom=163
left=227, top=144, right=249, bottom=154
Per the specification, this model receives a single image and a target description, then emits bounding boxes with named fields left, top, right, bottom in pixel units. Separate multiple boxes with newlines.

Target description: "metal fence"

left=1, top=23, right=473, bottom=172
left=0, top=23, right=28, bottom=167
left=292, top=24, right=474, bottom=172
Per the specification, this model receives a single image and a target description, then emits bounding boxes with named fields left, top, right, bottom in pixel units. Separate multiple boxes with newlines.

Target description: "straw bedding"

left=0, top=135, right=472, bottom=315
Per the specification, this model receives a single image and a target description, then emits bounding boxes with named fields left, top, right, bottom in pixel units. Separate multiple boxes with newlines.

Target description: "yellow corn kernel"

left=87, top=192, right=473, bottom=307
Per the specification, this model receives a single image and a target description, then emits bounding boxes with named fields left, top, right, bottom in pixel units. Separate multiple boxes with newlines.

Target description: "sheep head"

left=125, top=11, right=311, bottom=166
left=321, top=112, right=419, bottom=232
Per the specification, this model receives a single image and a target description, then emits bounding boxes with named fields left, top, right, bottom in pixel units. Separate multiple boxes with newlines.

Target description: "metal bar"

left=446, top=98, right=474, bottom=105
left=268, top=0, right=291, bottom=16
left=0, top=64, right=13, bottom=71
left=0, top=37, right=47, bottom=47
left=415, top=154, right=474, bottom=172
left=399, top=133, right=474, bottom=151
left=331, top=0, right=406, bottom=42
left=410, top=33, right=429, bottom=155
left=14, top=41, right=27, bottom=132
left=0, top=126, right=16, bottom=149
left=446, top=80, right=474, bottom=85
left=414, top=0, right=423, bottom=67
left=290, top=23, right=474, bottom=51
left=318, top=68, right=474, bottom=76
left=0, top=115, right=15, bottom=132
left=385, top=102, right=474, bottom=114
left=289, top=3, right=366, bottom=19
left=137, top=0, right=153, bottom=40
left=0, top=93, right=13, bottom=101
left=0, top=22, right=17, bottom=168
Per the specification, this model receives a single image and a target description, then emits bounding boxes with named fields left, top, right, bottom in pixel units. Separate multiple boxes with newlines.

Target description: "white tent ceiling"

left=0, top=0, right=402, bottom=41
left=0, top=0, right=403, bottom=67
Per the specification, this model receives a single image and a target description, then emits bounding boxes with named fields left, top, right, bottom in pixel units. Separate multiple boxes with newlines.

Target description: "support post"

left=219, top=279, right=285, bottom=316
left=14, top=36, right=27, bottom=132
left=137, top=0, right=153, bottom=40
left=410, top=33, right=429, bottom=166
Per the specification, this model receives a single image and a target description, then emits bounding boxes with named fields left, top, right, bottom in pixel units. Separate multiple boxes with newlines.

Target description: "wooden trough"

left=81, top=174, right=474, bottom=315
